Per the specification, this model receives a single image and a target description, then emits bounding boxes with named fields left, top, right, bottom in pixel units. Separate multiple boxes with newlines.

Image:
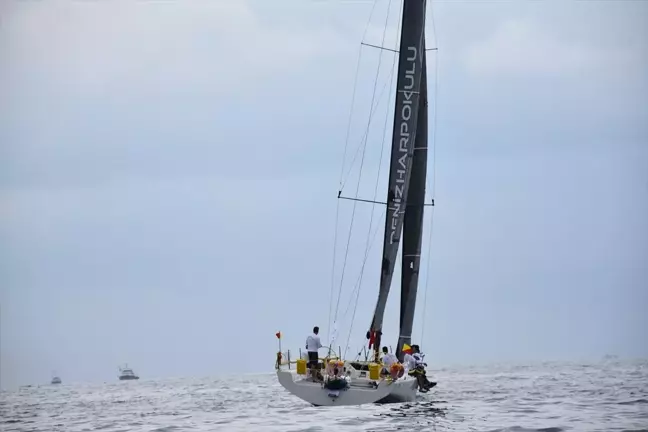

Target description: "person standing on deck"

left=305, top=326, right=322, bottom=370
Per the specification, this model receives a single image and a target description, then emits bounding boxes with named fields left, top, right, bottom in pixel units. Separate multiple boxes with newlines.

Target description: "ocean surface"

left=2, top=359, right=647, bottom=432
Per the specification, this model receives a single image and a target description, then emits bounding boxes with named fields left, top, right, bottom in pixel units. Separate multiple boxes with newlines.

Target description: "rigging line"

left=338, top=0, right=401, bottom=194
left=340, top=209, right=385, bottom=323
left=341, top=216, right=381, bottom=360
left=339, top=73, right=395, bottom=193
left=344, top=0, right=403, bottom=359
left=366, top=0, right=400, bottom=239
left=327, top=201, right=341, bottom=344
left=330, top=49, right=362, bottom=345
left=429, top=0, right=438, bottom=51
left=420, top=20, right=440, bottom=350
left=361, top=0, right=380, bottom=42
left=339, top=207, right=385, bottom=356
left=333, top=0, right=393, bottom=328
left=329, top=0, right=378, bottom=344
left=338, top=0, right=378, bottom=189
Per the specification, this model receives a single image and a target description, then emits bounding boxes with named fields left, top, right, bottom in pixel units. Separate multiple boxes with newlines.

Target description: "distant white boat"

left=51, top=375, right=62, bottom=385
left=118, top=364, right=139, bottom=381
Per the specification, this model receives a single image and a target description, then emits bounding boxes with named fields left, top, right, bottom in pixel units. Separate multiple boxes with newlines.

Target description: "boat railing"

left=275, top=345, right=346, bottom=371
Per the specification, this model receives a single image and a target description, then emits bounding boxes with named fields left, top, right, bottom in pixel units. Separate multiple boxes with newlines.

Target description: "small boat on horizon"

left=118, top=364, right=139, bottom=381
left=51, top=375, right=62, bottom=385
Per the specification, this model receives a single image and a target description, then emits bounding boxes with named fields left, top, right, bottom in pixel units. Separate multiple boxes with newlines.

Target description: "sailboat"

left=276, top=0, right=433, bottom=406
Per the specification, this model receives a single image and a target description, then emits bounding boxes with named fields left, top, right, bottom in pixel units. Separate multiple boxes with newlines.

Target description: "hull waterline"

left=276, top=370, right=418, bottom=407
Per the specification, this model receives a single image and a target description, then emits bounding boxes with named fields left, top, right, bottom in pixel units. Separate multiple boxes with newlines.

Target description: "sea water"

left=2, top=359, right=646, bottom=431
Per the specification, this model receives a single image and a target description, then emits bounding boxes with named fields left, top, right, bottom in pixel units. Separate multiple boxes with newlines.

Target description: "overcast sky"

left=1, top=0, right=646, bottom=389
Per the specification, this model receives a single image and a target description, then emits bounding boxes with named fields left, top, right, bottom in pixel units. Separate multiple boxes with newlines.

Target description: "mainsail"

left=398, top=45, right=428, bottom=360
left=367, top=0, right=427, bottom=358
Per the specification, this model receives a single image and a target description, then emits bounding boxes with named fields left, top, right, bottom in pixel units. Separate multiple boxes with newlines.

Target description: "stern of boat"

left=276, top=369, right=416, bottom=406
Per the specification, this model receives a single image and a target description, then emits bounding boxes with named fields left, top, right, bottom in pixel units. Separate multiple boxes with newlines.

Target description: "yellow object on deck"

left=296, top=358, right=307, bottom=375
left=368, top=362, right=381, bottom=380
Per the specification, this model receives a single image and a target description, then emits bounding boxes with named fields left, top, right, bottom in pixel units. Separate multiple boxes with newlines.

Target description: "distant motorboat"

left=118, top=364, right=139, bottom=381
left=51, top=376, right=62, bottom=385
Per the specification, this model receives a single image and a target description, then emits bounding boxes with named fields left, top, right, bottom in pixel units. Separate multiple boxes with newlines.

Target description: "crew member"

left=403, top=345, right=416, bottom=373
left=379, top=346, right=396, bottom=375
left=411, top=344, right=436, bottom=391
left=305, top=326, right=323, bottom=371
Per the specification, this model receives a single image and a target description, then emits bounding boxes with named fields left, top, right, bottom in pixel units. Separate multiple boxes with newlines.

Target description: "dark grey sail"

left=397, top=45, right=428, bottom=361
left=367, top=0, right=427, bottom=359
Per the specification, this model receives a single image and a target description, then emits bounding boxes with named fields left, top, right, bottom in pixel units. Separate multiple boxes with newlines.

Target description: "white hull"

left=277, top=370, right=418, bottom=406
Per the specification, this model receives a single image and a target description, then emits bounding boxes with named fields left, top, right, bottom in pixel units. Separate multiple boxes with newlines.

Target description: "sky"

left=1, top=0, right=646, bottom=389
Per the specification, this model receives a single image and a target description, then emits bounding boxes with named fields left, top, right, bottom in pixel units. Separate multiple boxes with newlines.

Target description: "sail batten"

left=368, top=0, right=427, bottom=357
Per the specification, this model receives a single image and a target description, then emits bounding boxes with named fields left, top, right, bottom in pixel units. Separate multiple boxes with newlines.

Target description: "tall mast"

left=367, top=0, right=427, bottom=360
left=397, top=45, right=428, bottom=361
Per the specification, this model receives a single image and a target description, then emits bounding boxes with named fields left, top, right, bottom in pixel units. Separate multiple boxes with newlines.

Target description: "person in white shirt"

left=381, top=347, right=398, bottom=368
left=412, top=345, right=428, bottom=369
left=380, top=346, right=397, bottom=375
left=380, top=346, right=404, bottom=379
left=305, top=326, right=323, bottom=371
left=403, top=351, right=416, bottom=373
left=411, top=344, right=436, bottom=391
left=405, top=347, right=427, bottom=392
left=412, top=351, right=424, bottom=367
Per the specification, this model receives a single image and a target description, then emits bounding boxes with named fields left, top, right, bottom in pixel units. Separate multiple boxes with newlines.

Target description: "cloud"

left=1, top=0, right=349, bottom=98
left=461, top=19, right=640, bottom=79
left=1, top=1, right=366, bottom=191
